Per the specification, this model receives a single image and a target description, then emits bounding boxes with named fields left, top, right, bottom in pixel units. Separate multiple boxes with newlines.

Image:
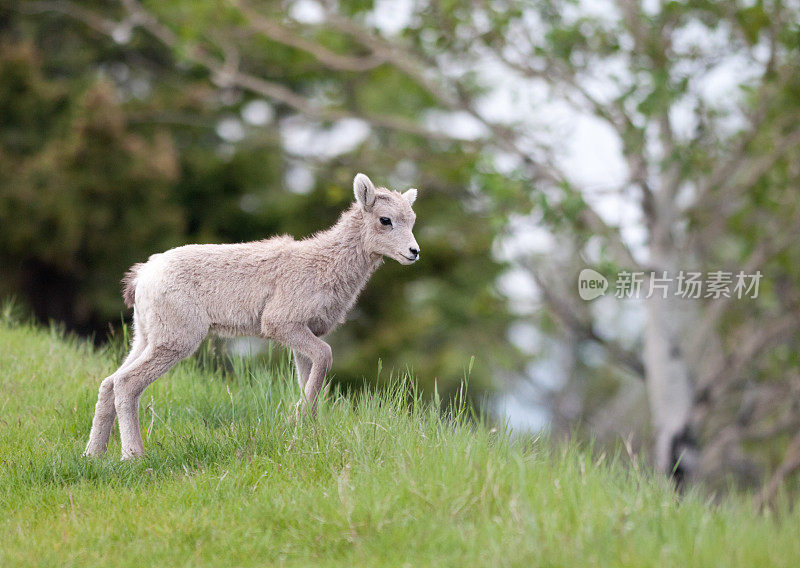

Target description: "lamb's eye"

left=380, top=217, right=392, bottom=226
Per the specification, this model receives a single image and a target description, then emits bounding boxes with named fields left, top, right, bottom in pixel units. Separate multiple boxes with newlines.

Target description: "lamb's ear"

left=353, top=173, right=376, bottom=211
left=403, top=188, right=418, bottom=205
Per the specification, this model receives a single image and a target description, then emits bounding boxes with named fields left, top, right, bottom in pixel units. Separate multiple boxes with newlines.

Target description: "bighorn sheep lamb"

left=85, top=173, right=420, bottom=459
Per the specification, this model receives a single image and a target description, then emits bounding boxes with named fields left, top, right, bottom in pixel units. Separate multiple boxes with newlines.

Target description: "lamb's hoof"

left=120, top=448, right=144, bottom=461
left=83, top=443, right=107, bottom=458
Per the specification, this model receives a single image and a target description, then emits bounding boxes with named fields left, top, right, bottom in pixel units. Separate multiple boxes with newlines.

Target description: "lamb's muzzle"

left=84, top=172, right=421, bottom=460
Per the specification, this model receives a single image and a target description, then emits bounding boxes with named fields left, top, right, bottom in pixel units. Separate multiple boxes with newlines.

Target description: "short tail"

left=121, top=263, right=143, bottom=308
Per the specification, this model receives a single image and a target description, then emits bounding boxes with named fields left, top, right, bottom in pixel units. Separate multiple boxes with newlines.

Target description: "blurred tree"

left=0, top=1, right=517, bottom=397
left=438, top=0, right=800, bottom=495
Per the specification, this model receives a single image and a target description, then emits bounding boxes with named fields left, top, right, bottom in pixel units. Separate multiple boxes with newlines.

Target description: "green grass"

left=1, top=320, right=799, bottom=567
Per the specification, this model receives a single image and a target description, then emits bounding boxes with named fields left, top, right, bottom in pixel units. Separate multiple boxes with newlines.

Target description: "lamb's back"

left=141, top=236, right=297, bottom=328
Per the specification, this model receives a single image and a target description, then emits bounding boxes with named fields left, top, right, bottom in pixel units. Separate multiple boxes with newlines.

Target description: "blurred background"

left=2, top=0, right=800, bottom=500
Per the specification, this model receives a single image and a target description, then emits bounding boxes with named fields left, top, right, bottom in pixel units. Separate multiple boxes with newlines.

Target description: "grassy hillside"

left=1, top=319, right=798, bottom=567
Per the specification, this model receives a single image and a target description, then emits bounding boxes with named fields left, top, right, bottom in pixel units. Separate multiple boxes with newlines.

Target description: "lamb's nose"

left=409, top=247, right=419, bottom=258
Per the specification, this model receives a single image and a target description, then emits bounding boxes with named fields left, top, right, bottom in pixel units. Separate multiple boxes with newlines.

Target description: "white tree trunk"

left=644, top=291, right=694, bottom=475
left=644, top=231, right=698, bottom=480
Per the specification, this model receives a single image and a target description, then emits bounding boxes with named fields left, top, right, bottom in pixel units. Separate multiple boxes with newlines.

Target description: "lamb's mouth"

left=400, top=254, right=418, bottom=262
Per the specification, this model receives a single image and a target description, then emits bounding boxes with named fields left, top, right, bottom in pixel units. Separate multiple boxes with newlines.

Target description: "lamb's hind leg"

left=114, top=340, right=199, bottom=459
left=84, top=331, right=147, bottom=457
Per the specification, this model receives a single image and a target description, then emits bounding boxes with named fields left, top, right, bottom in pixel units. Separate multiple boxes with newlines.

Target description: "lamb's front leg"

left=277, top=326, right=332, bottom=420
left=302, top=342, right=331, bottom=417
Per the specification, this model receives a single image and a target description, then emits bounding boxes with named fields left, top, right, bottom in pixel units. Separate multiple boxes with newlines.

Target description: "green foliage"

left=0, top=42, right=185, bottom=331
left=3, top=323, right=800, bottom=566
left=736, top=4, right=771, bottom=45
left=0, top=41, right=66, bottom=155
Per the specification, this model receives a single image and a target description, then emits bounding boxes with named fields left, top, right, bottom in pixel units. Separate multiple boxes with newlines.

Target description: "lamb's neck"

left=314, top=206, right=382, bottom=291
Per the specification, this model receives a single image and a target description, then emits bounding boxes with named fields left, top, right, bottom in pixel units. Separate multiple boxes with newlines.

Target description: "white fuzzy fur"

left=85, top=173, right=420, bottom=459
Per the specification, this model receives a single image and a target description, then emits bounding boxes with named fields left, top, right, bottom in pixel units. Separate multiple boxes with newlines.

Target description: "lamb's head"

left=353, top=173, right=420, bottom=265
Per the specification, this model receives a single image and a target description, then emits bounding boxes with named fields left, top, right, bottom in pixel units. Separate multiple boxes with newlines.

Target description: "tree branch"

left=704, top=123, right=800, bottom=221
left=528, top=267, right=645, bottom=378
left=22, top=0, right=117, bottom=35
left=230, top=0, right=386, bottom=72
left=756, top=428, right=800, bottom=511
left=27, top=0, right=462, bottom=141
left=694, top=313, right=800, bottom=408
